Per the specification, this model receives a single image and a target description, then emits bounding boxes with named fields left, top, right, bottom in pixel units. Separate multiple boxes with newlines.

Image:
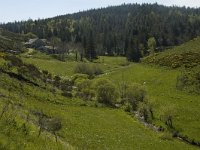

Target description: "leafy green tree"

left=50, top=36, right=61, bottom=53
left=147, top=37, right=157, bottom=54
left=95, top=79, right=119, bottom=106
left=125, top=83, right=147, bottom=110
left=38, top=116, right=62, bottom=142
left=2, top=3, right=200, bottom=59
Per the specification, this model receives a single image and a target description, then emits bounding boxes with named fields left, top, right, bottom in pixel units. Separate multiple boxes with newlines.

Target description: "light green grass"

left=22, top=57, right=78, bottom=76
left=102, top=63, right=200, bottom=141
left=0, top=64, right=198, bottom=149
left=142, top=37, right=200, bottom=68
left=22, top=56, right=128, bottom=76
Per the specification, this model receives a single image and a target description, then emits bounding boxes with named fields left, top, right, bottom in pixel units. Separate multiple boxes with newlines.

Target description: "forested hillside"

left=1, top=3, right=200, bottom=61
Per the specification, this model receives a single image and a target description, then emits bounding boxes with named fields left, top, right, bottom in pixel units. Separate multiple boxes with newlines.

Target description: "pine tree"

left=126, top=37, right=141, bottom=62
left=85, top=31, right=96, bottom=61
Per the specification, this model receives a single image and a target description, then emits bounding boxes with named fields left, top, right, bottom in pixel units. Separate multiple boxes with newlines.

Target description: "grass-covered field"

left=142, top=37, right=200, bottom=68
left=103, top=63, right=200, bottom=142
left=0, top=67, right=198, bottom=150
left=1, top=45, right=200, bottom=149
left=21, top=51, right=128, bottom=76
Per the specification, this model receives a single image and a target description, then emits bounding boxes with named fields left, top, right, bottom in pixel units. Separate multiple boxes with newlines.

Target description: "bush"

left=74, top=63, right=93, bottom=77
left=38, top=116, right=62, bottom=142
left=123, top=102, right=132, bottom=112
left=17, top=64, right=42, bottom=81
left=95, top=79, right=119, bottom=106
left=160, top=132, right=173, bottom=141
left=137, top=102, right=153, bottom=123
left=53, top=75, right=61, bottom=88
left=176, top=67, right=200, bottom=94
left=60, top=78, right=73, bottom=91
left=4, top=55, right=23, bottom=67
left=75, top=79, right=95, bottom=100
left=160, top=107, right=175, bottom=129
left=62, top=91, right=73, bottom=98
left=72, top=74, right=89, bottom=84
left=125, top=83, right=147, bottom=110
left=93, top=64, right=103, bottom=75
left=74, top=63, right=103, bottom=77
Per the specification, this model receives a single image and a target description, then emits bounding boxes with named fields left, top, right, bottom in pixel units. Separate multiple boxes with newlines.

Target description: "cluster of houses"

left=25, top=38, right=53, bottom=52
left=4, top=38, right=51, bottom=54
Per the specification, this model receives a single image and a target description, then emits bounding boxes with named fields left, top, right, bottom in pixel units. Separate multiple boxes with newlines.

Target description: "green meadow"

left=0, top=63, right=198, bottom=149
left=1, top=38, right=200, bottom=149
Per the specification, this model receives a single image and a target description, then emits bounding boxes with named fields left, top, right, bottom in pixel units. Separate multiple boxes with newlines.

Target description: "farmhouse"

left=25, top=38, right=47, bottom=49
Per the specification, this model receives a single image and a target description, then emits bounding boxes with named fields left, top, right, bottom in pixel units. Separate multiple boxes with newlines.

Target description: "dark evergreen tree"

left=1, top=3, right=200, bottom=60
left=126, top=37, right=141, bottom=62
left=85, top=31, right=96, bottom=61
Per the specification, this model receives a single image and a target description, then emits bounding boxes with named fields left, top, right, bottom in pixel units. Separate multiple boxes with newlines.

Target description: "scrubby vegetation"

left=94, top=79, right=119, bottom=106
left=176, top=66, right=200, bottom=94
left=0, top=28, right=33, bottom=53
left=142, top=37, right=200, bottom=95
left=104, top=62, right=200, bottom=145
left=142, top=37, right=200, bottom=69
left=74, top=63, right=103, bottom=77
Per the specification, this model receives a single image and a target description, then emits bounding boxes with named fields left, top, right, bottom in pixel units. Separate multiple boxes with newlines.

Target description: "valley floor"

left=0, top=56, right=199, bottom=149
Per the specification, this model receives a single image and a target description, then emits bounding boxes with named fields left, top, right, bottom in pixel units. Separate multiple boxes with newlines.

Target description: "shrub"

left=125, top=83, right=147, bottom=110
left=60, top=78, right=73, bottom=91
left=42, top=70, right=53, bottom=84
left=160, top=107, right=175, bottom=129
left=75, top=79, right=95, bottom=100
left=93, top=64, right=103, bottom=75
left=38, top=115, right=62, bottom=142
left=62, top=91, right=73, bottom=98
left=4, top=55, right=23, bottom=67
left=160, top=132, right=173, bottom=141
left=176, top=67, right=200, bottom=94
left=53, top=75, right=61, bottom=88
left=137, top=102, right=153, bottom=123
left=25, top=64, right=41, bottom=79
left=95, top=79, right=119, bottom=106
left=74, top=63, right=103, bottom=77
left=124, top=102, right=132, bottom=112
left=72, top=74, right=89, bottom=84
left=74, top=63, right=93, bottom=77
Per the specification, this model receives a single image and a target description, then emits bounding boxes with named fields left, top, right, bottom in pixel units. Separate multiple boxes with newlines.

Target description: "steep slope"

left=142, top=37, right=200, bottom=68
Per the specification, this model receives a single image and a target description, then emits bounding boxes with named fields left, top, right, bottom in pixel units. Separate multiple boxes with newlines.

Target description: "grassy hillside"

left=142, top=37, right=200, bottom=68
left=142, top=37, right=200, bottom=94
left=103, top=63, right=200, bottom=142
left=0, top=28, right=27, bottom=52
left=0, top=56, right=198, bottom=149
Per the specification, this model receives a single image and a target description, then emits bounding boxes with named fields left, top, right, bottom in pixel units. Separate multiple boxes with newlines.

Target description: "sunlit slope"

left=142, top=37, right=200, bottom=68
left=103, top=63, right=200, bottom=142
left=0, top=57, right=198, bottom=149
